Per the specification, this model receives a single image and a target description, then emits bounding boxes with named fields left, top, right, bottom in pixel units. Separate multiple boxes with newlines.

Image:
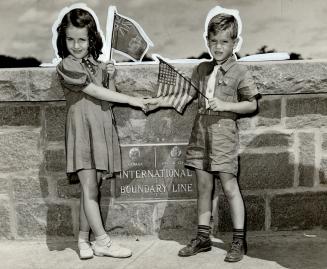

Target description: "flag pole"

left=159, top=58, right=208, bottom=100
left=106, top=6, right=117, bottom=87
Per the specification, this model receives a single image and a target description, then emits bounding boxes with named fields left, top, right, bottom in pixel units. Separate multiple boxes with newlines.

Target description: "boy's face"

left=207, top=30, right=237, bottom=63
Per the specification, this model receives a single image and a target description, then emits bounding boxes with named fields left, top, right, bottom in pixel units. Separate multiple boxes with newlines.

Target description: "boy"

left=152, top=11, right=259, bottom=262
left=178, top=12, right=258, bottom=262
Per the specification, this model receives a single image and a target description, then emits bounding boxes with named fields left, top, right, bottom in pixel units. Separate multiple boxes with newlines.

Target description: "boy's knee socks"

left=233, top=228, right=245, bottom=241
left=197, top=225, right=210, bottom=239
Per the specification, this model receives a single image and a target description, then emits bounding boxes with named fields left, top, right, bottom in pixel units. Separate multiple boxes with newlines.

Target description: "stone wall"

left=1, top=60, right=327, bottom=240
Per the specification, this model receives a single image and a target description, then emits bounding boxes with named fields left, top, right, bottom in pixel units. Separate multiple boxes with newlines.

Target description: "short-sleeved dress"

left=185, top=56, right=259, bottom=176
left=56, top=55, right=121, bottom=179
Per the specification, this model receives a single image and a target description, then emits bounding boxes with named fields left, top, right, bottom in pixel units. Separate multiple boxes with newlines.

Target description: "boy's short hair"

left=207, top=13, right=238, bottom=39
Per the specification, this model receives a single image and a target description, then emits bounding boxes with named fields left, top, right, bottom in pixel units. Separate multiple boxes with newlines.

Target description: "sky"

left=1, top=0, right=327, bottom=63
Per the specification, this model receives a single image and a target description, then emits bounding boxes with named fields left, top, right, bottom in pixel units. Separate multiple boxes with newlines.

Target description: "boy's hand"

left=106, top=60, right=116, bottom=79
left=208, top=98, right=230, bottom=111
left=143, top=98, right=161, bottom=113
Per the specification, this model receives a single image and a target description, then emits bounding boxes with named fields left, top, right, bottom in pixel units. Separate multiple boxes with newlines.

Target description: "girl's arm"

left=82, top=83, right=151, bottom=109
left=208, top=98, right=257, bottom=114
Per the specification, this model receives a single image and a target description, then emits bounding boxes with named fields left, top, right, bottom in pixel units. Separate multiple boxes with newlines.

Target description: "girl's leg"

left=77, top=171, right=103, bottom=259
left=78, top=169, right=106, bottom=236
left=196, top=169, right=214, bottom=226
left=79, top=172, right=103, bottom=233
left=79, top=169, right=131, bottom=258
left=218, top=172, right=244, bottom=229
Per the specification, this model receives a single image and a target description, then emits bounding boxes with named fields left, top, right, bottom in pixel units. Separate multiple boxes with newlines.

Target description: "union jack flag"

left=111, top=13, right=152, bottom=61
left=157, top=59, right=197, bottom=113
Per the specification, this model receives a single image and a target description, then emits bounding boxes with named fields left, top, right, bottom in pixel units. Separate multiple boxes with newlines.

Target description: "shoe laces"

left=229, top=240, right=242, bottom=253
left=188, top=237, right=200, bottom=247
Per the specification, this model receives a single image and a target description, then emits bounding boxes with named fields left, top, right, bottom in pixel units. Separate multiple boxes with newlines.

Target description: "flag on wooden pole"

left=106, top=6, right=153, bottom=62
left=156, top=58, right=207, bottom=113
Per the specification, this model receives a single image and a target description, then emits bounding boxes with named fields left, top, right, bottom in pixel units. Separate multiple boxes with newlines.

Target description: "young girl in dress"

left=55, top=8, right=155, bottom=259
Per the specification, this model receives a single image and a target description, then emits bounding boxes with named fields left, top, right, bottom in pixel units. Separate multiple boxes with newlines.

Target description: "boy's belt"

left=198, top=109, right=238, bottom=120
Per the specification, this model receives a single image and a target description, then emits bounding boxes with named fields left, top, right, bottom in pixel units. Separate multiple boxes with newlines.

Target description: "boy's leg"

left=178, top=169, right=213, bottom=257
left=219, top=172, right=246, bottom=262
left=210, top=177, right=218, bottom=237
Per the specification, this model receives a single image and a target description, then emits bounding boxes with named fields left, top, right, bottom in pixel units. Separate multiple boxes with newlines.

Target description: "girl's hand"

left=128, top=97, right=157, bottom=113
left=143, top=97, right=163, bottom=112
left=208, top=98, right=230, bottom=111
left=106, top=61, right=116, bottom=79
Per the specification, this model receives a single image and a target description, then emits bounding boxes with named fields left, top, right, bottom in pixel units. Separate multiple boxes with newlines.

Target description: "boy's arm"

left=209, top=67, right=259, bottom=114
left=208, top=98, right=257, bottom=114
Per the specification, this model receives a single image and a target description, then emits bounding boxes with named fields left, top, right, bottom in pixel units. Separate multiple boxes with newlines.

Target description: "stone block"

left=44, top=148, right=65, bottom=172
left=102, top=203, right=155, bottom=235
left=0, top=177, right=10, bottom=194
left=239, top=152, right=294, bottom=189
left=114, top=103, right=196, bottom=144
left=247, top=61, right=327, bottom=95
left=0, top=199, right=12, bottom=239
left=286, top=95, right=327, bottom=117
left=156, top=201, right=197, bottom=234
left=240, top=132, right=291, bottom=149
left=271, top=192, right=327, bottom=230
left=13, top=175, right=48, bottom=200
left=322, top=133, right=327, bottom=152
left=286, top=96, right=327, bottom=128
left=57, top=176, right=80, bottom=199
left=0, top=105, right=40, bottom=126
left=116, top=145, right=196, bottom=200
left=237, top=117, right=253, bottom=131
left=0, top=69, right=30, bottom=101
left=16, top=202, right=74, bottom=237
left=218, top=195, right=265, bottom=232
left=29, top=69, right=65, bottom=101
left=298, top=133, right=315, bottom=187
left=255, top=97, right=281, bottom=127
left=319, top=158, right=327, bottom=185
left=57, top=175, right=112, bottom=199
left=0, top=127, right=42, bottom=172
left=44, top=105, right=66, bottom=141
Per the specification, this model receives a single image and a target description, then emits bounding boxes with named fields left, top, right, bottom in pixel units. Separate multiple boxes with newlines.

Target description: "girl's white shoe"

left=92, top=240, right=132, bottom=258
left=78, top=241, right=94, bottom=259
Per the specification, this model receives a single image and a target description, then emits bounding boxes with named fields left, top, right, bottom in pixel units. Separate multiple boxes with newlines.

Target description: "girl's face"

left=65, top=25, right=89, bottom=59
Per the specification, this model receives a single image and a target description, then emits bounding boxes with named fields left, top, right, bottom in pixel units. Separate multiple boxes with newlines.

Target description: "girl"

left=55, top=8, right=155, bottom=259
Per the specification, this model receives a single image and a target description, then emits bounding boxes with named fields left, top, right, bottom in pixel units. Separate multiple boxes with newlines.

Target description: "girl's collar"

left=67, top=54, right=99, bottom=65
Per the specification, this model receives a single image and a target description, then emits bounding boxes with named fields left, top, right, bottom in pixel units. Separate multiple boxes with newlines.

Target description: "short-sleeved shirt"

left=185, top=56, right=259, bottom=175
left=56, top=55, right=121, bottom=178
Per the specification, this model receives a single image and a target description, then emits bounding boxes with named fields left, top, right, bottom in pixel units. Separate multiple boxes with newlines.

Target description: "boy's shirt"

left=188, top=56, right=259, bottom=114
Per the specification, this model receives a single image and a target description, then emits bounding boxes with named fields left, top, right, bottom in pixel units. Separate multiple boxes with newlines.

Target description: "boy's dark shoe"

left=178, top=236, right=212, bottom=257
left=224, top=239, right=246, bottom=262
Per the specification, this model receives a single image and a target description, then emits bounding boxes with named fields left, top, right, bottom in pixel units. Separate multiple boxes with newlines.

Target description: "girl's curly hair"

left=56, top=8, right=103, bottom=59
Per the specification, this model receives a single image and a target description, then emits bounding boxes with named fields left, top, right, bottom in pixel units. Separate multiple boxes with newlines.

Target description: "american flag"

left=157, top=59, right=198, bottom=113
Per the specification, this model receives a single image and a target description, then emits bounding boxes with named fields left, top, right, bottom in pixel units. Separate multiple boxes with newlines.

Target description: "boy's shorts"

left=185, top=114, right=238, bottom=176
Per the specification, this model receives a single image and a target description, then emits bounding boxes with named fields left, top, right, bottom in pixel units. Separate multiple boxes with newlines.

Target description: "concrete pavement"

left=1, top=230, right=327, bottom=269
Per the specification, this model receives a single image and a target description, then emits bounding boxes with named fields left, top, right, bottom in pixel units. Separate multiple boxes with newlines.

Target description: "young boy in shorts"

left=150, top=10, right=259, bottom=262
left=177, top=12, right=259, bottom=262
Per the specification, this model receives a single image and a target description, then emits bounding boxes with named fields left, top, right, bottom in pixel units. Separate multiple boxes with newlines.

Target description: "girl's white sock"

left=95, top=233, right=111, bottom=246
left=78, top=230, right=90, bottom=243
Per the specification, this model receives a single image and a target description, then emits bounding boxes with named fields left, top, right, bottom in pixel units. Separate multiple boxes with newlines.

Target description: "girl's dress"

left=56, top=54, right=121, bottom=179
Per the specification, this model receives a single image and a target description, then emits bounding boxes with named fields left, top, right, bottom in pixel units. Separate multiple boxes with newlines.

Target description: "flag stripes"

left=156, top=59, right=195, bottom=113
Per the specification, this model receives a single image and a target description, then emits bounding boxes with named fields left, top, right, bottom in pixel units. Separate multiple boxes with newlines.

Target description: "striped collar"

left=67, top=54, right=99, bottom=66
